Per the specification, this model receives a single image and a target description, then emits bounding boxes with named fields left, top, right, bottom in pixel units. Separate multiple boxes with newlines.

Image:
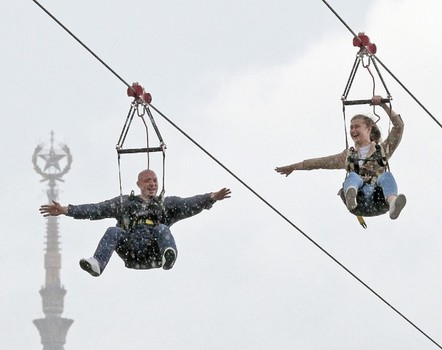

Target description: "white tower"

left=33, top=132, right=74, bottom=350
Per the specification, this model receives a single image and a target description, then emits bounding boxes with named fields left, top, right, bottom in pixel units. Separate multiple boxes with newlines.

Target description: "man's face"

left=137, top=170, right=158, bottom=199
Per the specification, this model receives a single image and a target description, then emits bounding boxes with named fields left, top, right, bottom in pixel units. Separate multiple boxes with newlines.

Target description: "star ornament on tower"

left=33, top=131, right=72, bottom=182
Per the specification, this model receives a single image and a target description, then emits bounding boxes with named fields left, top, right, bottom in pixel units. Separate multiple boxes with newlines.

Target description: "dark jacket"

left=66, top=193, right=216, bottom=229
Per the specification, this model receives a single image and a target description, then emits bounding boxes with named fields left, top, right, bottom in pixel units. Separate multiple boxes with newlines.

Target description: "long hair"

left=351, top=114, right=381, bottom=143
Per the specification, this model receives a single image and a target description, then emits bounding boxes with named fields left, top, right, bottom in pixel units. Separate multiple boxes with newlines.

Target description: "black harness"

left=340, top=143, right=390, bottom=226
left=347, top=143, right=388, bottom=182
left=119, top=192, right=165, bottom=230
left=116, top=192, right=166, bottom=269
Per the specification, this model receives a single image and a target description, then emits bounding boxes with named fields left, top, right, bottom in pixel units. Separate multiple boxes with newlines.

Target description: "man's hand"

left=39, top=201, right=68, bottom=217
left=211, top=188, right=232, bottom=201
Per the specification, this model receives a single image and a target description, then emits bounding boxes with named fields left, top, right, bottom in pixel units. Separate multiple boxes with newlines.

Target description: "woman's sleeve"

left=382, top=112, right=404, bottom=158
left=300, top=150, right=348, bottom=170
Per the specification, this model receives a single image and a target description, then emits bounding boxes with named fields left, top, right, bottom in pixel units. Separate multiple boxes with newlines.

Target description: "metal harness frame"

left=341, top=32, right=392, bottom=150
left=116, top=83, right=167, bottom=207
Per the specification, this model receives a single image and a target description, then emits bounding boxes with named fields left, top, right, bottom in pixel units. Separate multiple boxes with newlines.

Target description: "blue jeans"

left=93, top=224, right=177, bottom=271
left=343, top=172, right=397, bottom=217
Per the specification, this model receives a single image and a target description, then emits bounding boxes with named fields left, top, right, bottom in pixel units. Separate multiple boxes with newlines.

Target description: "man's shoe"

left=389, top=194, right=407, bottom=220
left=79, top=257, right=101, bottom=277
left=345, top=187, right=358, bottom=211
left=162, top=248, right=176, bottom=270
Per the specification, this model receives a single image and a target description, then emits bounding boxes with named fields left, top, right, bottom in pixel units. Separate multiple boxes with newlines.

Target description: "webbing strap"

left=357, top=215, right=367, bottom=229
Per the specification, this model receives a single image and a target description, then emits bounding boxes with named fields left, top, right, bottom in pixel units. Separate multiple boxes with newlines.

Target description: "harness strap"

left=357, top=215, right=367, bottom=229
left=132, top=218, right=156, bottom=227
left=345, top=144, right=389, bottom=228
left=347, top=143, right=388, bottom=181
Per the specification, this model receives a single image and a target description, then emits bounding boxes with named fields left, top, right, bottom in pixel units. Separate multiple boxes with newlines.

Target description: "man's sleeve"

left=163, top=194, right=216, bottom=226
left=66, top=197, right=121, bottom=220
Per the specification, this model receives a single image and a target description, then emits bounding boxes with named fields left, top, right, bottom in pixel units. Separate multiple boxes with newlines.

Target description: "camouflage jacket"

left=298, top=113, right=404, bottom=182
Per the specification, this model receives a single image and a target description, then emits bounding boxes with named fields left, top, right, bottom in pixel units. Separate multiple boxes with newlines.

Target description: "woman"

left=275, top=95, right=406, bottom=220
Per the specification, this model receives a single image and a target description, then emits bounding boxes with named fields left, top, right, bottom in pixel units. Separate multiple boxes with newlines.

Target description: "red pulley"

left=367, top=43, right=377, bottom=54
left=127, top=82, right=144, bottom=98
left=142, top=92, right=152, bottom=104
left=353, top=33, right=369, bottom=47
left=353, top=32, right=377, bottom=54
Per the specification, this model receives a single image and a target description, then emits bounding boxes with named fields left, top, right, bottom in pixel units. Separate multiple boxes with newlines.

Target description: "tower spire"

left=33, top=132, right=74, bottom=350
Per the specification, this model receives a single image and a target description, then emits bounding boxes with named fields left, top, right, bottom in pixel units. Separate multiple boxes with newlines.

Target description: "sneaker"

left=162, top=248, right=176, bottom=270
left=79, top=257, right=101, bottom=277
left=345, top=187, right=358, bottom=211
left=389, top=194, right=407, bottom=220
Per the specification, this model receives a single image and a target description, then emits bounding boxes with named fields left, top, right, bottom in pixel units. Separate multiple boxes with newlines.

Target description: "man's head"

left=137, top=169, right=158, bottom=199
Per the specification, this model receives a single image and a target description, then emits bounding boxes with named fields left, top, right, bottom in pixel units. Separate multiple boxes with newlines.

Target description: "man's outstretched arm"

left=40, top=201, right=68, bottom=217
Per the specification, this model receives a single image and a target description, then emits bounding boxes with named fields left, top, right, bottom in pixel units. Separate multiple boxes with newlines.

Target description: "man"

left=40, top=169, right=231, bottom=276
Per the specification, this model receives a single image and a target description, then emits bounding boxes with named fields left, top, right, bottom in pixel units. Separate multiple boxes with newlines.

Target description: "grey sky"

left=1, top=0, right=442, bottom=349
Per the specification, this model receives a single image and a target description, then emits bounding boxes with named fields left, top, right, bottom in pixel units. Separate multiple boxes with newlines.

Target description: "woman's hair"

left=351, top=114, right=381, bottom=143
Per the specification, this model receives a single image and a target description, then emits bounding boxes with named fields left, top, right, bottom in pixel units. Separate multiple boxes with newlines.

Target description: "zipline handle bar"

left=117, top=147, right=164, bottom=154
left=343, top=98, right=390, bottom=106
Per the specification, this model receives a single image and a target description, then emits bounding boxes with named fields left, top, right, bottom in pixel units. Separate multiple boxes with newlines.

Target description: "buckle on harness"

left=136, top=218, right=155, bottom=226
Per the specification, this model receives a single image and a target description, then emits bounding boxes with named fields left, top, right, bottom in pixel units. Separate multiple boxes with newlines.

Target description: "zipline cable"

left=373, top=55, right=442, bottom=128
left=32, top=0, right=132, bottom=90
left=32, top=1, right=441, bottom=348
left=321, top=0, right=442, bottom=129
left=152, top=95, right=441, bottom=350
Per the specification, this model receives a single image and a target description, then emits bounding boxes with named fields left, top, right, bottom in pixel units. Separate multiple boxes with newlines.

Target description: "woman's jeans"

left=343, top=171, right=397, bottom=217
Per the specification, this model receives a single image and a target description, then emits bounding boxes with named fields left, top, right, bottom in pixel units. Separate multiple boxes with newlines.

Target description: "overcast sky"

left=1, top=0, right=442, bottom=349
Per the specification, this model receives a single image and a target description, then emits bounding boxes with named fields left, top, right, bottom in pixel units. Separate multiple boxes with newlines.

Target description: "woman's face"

left=350, top=118, right=371, bottom=147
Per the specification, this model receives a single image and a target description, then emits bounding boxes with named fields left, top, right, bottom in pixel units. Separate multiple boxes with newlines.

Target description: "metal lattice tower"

left=32, top=131, right=74, bottom=350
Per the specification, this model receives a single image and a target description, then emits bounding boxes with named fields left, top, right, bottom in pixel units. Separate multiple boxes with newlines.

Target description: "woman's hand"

left=275, top=165, right=294, bottom=177
left=371, top=95, right=384, bottom=105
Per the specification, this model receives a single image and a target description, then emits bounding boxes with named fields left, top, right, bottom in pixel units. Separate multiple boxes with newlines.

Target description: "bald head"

left=138, top=169, right=157, bottom=182
left=137, top=169, right=158, bottom=199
